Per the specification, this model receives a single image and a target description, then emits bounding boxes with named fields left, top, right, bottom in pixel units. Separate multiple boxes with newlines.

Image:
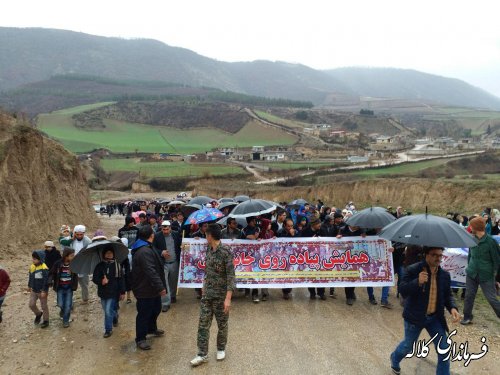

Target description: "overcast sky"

left=2, top=0, right=500, bottom=96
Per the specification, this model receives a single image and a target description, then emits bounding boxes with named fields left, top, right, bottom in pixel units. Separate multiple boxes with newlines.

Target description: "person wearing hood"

left=93, top=247, right=126, bottom=338
left=0, top=264, right=11, bottom=323
left=131, top=225, right=167, bottom=350
left=28, top=250, right=50, bottom=328
left=118, top=216, right=140, bottom=248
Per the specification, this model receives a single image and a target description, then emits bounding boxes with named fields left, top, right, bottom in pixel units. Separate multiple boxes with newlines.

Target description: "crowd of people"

left=0, top=196, right=498, bottom=371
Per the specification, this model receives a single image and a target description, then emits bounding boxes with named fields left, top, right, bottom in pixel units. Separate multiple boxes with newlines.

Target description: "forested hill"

left=1, top=27, right=500, bottom=109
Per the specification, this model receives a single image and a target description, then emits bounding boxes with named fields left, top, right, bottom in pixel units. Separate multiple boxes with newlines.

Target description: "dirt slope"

left=0, top=110, right=97, bottom=255
left=196, top=177, right=498, bottom=213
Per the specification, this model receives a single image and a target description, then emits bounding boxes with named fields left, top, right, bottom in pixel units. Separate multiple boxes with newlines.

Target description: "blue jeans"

left=101, top=298, right=118, bottom=333
left=391, top=316, right=450, bottom=375
left=57, top=286, right=73, bottom=324
left=366, top=286, right=390, bottom=303
left=0, top=295, right=4, bottom=309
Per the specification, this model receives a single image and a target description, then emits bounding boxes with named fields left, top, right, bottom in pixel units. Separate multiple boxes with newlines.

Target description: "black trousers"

left=135, top=296, right=162, bottom=342
left=308, top=288, right=325, bottom=297
left=345, top=287, right=356, bottom=299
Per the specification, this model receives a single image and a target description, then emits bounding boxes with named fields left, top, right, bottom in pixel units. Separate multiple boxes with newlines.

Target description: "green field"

left=264, top=161, right=337, bottom=170
left=101, top=158, right=247, bottom=177
left=38, top=103, right=298, bottom=153
left=423, top=106, right=500, bottom=134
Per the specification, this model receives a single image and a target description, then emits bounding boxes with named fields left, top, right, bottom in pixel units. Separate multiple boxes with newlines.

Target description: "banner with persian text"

left=178, top=236, right=395, bottom=288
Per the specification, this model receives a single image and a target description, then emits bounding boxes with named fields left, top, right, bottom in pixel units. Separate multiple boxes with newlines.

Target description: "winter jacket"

left=131, top=239, right=166, bottom=299
left=28, top=263, right=49, bottom=293
left=50, top=260, right=78, bottom=292
left=44, top=248, right=62, bottom=278
left=0, top=266, right=11, bottom=297
left=400, top=261, right=457, bottom=332
left=92, top=260, right=126, bottom=299
left=152, top=230, right=182, bottom=262
left=300, top=225, right=321, bottom=238
left=118, top=225, right=139, bottom=248
left=276, top=228, right=298, bottom=238
left=466, top=234, right=499, bottom=282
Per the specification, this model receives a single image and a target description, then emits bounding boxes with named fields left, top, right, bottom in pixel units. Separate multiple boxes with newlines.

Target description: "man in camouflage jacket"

left=191, top=224, right=236, bottom=366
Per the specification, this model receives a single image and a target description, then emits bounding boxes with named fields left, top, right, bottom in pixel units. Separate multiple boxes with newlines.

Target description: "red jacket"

left=0, top=268, right=11, bottom=297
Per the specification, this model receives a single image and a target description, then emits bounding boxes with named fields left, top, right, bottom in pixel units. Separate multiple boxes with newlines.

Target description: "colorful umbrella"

left=185, top=208, right=224, bottom=225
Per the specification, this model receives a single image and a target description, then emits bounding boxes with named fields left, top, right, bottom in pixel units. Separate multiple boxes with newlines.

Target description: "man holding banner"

left=191, top=224, right=236, bottom=367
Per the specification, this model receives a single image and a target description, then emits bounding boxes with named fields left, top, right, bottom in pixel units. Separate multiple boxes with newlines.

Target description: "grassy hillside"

left=101, top=158, right=246, bottom=177
left=37, top=103, right=298, bottom=153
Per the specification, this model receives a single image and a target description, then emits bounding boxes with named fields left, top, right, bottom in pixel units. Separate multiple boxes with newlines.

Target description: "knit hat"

left=92, top=229, right=107, bottom=242
left=469, top=217, right=486, bottom=232
left=44, top=241, right=54, bottom=247
left=74, top=225, right=86, bottom=233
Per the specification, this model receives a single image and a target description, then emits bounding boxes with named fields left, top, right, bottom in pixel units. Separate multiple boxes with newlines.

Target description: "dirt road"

left=1, top=215, right=498, bottom=374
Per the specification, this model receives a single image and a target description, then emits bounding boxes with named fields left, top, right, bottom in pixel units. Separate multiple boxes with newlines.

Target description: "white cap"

left=161, top=220, right=171, bottom=226
left=74, top=225, right=86, bottom=233
left=44, top=241, right=54, bottom=247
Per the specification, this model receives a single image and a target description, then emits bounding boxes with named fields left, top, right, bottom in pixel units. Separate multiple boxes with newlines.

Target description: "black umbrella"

left=234, top=195, right=250, bottom=203
left=167, top=200, right=186, bottom=206
left=345, top=206, right=396, bottom=229
left=218, top=201, right=239, bottom=211
left=217, top=216, right=248, bottom=227
left=218, top=197, right=235, bottom=203
left=71, top=240, right=129, bottom=275
left=189, top=196, right=214, bottom=205
left=229, top=199, right=276, bottom=218
left=379, top=213, right=478, bottom=248
left=181, top=203, right=202, bottom=217
left=288, top=198, right=308, bottom=208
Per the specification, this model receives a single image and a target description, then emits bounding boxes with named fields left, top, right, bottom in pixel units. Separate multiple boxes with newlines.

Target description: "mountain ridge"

left=1, top=27, right=500, bottom=109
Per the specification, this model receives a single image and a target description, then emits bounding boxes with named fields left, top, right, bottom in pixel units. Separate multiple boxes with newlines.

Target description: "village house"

left=376, top=135, right=394, bottom=144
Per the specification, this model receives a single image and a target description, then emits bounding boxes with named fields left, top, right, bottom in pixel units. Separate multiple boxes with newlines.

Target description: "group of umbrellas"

left=346, top=206, right=477, bottom=248
left=71, top=202, right=476, bottom=276
left=184, top=196, right=278, bottom=226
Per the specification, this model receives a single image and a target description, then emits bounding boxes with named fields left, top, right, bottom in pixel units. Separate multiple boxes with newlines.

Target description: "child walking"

left=93, top=247, right=125, bottom=338
left=0, top=264, right=11, bottom=323
left=51, top=248, right=78, bottom=328
left=28, top=251, right=50, bottom=328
